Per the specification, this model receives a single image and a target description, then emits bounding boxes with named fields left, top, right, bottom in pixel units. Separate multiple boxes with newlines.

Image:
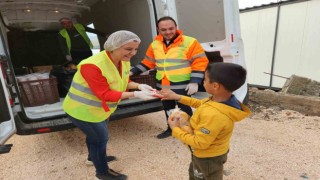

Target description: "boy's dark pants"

left=189, top=152, right=228, bottom=180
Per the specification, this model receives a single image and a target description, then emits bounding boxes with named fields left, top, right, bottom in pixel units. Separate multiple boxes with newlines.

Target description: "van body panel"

left=14, top=99, right=163, bottom=135
left=175, top=0, right=226, bottom=43
left=171, top=0, right=248, bottom=102
left=0, top=61, right=16, bottom=144
left=0, top=18, right=16, bottom=145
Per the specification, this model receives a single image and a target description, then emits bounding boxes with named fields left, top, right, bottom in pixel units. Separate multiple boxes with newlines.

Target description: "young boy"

left=160, top=62, right=251, bottom=180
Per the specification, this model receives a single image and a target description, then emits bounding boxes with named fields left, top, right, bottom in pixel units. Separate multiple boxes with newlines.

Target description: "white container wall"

left=240, top=7, right=278, bottom=86
left=240, top=0, right=320, bottom=88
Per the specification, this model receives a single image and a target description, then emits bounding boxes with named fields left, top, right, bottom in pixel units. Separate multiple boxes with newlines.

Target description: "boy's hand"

left=168, top=115, right=179, bottom=129
left=160, top=89, right=181, bottom=100
left=178, top=111, right=190, bottom=127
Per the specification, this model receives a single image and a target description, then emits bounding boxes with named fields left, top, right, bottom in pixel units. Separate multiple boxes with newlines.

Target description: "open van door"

left=0, top=61, right=15, bottom=153
left=155, top=0, right=248, bottom=103
left=0, top=19, right=15, bottom=152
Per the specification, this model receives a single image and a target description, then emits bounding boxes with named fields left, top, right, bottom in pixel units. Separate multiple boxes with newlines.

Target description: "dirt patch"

left=1, top=107, right=320, bottom=180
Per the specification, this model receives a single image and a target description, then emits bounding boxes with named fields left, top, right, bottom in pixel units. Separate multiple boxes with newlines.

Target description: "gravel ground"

left=1, top=106, right=320, bottom=180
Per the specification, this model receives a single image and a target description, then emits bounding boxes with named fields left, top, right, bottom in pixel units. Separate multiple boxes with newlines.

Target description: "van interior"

left=0, top=0, right=160, bottom=123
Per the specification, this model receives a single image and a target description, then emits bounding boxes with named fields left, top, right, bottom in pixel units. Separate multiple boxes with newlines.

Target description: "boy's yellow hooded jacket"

left=172, top=96, right=251, bottom=158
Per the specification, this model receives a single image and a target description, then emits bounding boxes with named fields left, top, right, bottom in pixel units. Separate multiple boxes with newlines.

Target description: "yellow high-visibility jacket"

left=63, top=51, right=130, bottom=122
left=59, top=24, right=93, bottom=54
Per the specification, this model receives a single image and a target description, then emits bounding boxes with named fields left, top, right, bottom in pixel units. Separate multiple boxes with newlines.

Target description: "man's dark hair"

left=156, top=16, right=177, bottom=28
left=206, top=62, right=247, bottom=92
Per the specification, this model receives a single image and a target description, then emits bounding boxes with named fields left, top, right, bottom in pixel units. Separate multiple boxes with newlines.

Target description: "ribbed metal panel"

left=239, top=0, right=291, bottom=9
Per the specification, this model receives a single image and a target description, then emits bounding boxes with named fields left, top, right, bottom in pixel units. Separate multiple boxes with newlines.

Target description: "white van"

left=0, top=0, right=248, bottom=152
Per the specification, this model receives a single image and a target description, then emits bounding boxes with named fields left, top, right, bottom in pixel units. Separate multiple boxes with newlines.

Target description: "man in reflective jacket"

left=130, top=16, right=209, bottom=139
left=58, top=17, right=106, bottom=65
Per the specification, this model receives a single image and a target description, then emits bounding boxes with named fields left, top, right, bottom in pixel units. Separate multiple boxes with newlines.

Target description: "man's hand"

left=138, top=84, right=154, bottom=92
left=66, top=55, right=73, bottom=61
left=185, top=83, right=198, bottom=95
left=133, top=91, right=158, bottom=100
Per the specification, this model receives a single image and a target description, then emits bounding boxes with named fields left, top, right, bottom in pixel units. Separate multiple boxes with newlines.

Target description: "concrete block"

left=281, top=75, right=320, bottom=97
left=249, top=88, right=320, bottom=116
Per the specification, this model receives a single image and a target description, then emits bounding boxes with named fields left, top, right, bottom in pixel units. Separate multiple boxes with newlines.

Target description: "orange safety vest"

left=152, top=35, right=195, bottom=82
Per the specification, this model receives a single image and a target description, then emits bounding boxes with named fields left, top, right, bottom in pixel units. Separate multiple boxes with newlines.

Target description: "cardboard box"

left=32, top=65, right=53, bottom=73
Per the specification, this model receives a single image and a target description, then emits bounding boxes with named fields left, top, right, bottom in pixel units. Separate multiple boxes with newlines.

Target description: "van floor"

left=20, top=97, right=158, bottom=119
left=23, top=99, right=64, bottom=119
left=1, top=109, right=320, bottom=179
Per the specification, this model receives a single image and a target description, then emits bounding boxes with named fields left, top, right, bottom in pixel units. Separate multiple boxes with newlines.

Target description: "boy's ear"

left=212, top=82, right=220, bottom=90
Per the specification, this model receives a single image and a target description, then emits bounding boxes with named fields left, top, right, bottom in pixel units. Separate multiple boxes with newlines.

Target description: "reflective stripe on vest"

left=67, top=92, right=117, bottom=108
left=152, top=35, right=195, bottom=82
left=59, top=24, right=93, bottom=54
left=157, top=62, right=190, bottom=71
left=63, top=51, right=130, bottom=122
left=156, top=83, right=188, bottom=90
left=145, top=55, right=156, bottom=62
left=190, top=53, right=206, bottom=64
left=68, top=82, right=117, bottom=108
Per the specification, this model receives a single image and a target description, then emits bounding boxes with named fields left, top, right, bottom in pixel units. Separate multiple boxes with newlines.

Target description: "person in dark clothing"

left=58, top=17, right=106, bottom=65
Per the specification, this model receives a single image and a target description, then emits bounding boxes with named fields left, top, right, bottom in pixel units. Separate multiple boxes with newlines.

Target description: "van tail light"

left=231, top=34, right=234, bottom=42
left=9, top=98, right=13, bottom=106
left=37, top=128, right=51, bottom=133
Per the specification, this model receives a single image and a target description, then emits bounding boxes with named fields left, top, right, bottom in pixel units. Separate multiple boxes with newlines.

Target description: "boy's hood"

left=206, top=99, right=251, bottom=122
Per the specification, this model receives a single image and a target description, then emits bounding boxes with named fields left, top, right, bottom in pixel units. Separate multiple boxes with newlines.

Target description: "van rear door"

left=156, top=0, right=248, bottom=102
left=0, top=60, right=16, bottom=151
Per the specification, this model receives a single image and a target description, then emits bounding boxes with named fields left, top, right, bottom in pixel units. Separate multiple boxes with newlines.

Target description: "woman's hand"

left=138, top=84, right=154, bottom=91
left=133, top=91, right=157, bottom=100
left=160, top=89, right=181, bottom=100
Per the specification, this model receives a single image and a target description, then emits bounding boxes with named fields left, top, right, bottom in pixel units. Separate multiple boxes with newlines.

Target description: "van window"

left=86, top=23, right=100, bottom=55
left=175, top=0, right=226, bottom=42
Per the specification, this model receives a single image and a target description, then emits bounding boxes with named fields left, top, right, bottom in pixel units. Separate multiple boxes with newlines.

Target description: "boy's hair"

left=156, top=16, right=177, bottom=28
left=206, top=62, right=247, bottom=92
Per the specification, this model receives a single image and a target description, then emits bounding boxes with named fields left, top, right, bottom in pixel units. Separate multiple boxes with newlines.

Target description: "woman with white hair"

left=63, top=30, right=156, bottom=180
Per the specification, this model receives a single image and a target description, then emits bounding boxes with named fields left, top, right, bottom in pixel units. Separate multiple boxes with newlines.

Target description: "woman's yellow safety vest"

left=63, top=51, right=130, bottom=122
left=153, top=35, right=195, bottom=82
left=59, top=24, right=93, bottom=54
